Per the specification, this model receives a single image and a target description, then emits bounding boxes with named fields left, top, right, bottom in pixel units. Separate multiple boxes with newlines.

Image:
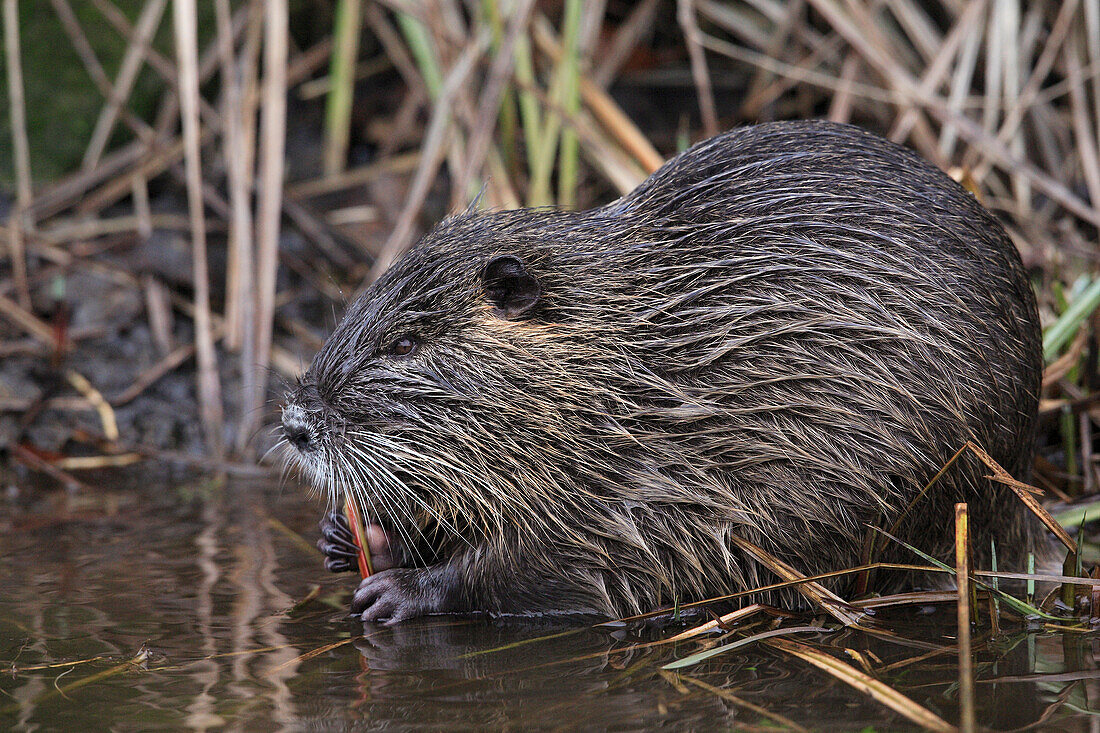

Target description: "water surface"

left=2, top=473, right=1096, bottom=730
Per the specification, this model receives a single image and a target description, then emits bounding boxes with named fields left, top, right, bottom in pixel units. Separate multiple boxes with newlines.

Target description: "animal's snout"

left=281, top=405, right=317, bottom=453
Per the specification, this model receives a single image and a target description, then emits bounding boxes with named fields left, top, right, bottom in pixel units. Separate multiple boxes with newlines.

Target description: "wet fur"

left=284, top=120, right=1043, bottom=621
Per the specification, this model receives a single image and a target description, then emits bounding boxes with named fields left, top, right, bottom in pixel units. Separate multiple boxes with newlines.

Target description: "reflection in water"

left=0, top=474, right=1097, bottom=730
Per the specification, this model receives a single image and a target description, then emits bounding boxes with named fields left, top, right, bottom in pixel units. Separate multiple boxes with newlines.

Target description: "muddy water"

left=1, top=474, right=1096, bottom=731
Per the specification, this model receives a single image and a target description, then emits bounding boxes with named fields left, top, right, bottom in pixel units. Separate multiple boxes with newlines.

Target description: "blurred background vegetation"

left=0, top=0, right=1098, bottom=499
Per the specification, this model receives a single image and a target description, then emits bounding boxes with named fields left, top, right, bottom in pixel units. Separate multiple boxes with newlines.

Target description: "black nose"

left=282, top=410, right=317, bottom=453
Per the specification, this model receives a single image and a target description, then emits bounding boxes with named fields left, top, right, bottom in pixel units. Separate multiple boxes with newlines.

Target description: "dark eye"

left=387, top=335, right=418, bottom=357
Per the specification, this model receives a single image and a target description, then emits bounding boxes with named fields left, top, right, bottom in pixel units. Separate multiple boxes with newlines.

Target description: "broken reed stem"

left=241, top=0, right=288, bottom=455
left=3, top=0, right=31, bottom=309
left=323, top=0, right=362, bottom=176
left=173, top=0, right=224, bottom=457
left=955, top=502, right=975, bottom=733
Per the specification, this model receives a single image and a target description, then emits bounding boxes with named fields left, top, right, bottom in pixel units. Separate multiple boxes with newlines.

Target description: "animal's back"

left=591, top=120, right=1042, bottom=589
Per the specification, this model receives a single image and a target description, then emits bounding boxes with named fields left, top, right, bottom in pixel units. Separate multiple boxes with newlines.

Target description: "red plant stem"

left=344, top=498, right=373, bottom=579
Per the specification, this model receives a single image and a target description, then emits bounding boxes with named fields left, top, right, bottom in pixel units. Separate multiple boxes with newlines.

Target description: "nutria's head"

left=281, top=208, right=643, bottom=557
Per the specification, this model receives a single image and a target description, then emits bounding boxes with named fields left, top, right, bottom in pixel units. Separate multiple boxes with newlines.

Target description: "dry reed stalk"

left=281, top=196, right=355, bottom=268
left=79, top=3, right=254, bottom=219
left=89, top=0, right=221, bottom=132
left=962, top=440, right=1077, bottom=552
left=65, top=369, right=119, bottom=442
left=10, top=444, right=88, bottom=492
left=677, top=0, right=719, bottom=138
left=365, top=34, right=485, bottom=285
left=153, top=0, right=248, bottom=134
left=741, top=0, right=804, bottom=109
left=451, top=0, right=532, bottom=200
left=142, top=274, right=174, bottom=357
left=954, top=503, right=975, bottom=733
left=26, top=140, right=144, bottom=222
left=661, top=604, right=765, bottom=644
left=113, top=323, right=226, bottom=407
left=91, top=0, right=179, bottom=90
left=241, top=0, right=289, bottom=455
left=236, top=0, right=263, bottom=181
left=215, top=0, right=255, bottom=354
left=555, top=0, right=583, bottom=208
left=287, top=151, right=420, bottom=198
left=969, top=0, right=1080, bottom=180
left=452, top=0, right=536, bottom=203
left=572, top=110, right=647, bottom=194
left=229, top=2, right=265, bottom=437
left=77, top=130, right=187, bottom=219
left=323, top=0, right=362, bottom=176
left=732, top=1, right=1100, bottom=231
left=592, top=0, right=659, bottom=88
left=174, top=0, right=225, bottom=457
left=696, top=1, right=771, bottom=56
left=701, top=33, right=895, bottom=106
left=364, top=3, right=426, bottom=94
left=767, top=638, right=957, bottom=732
left=804, top=0, right=938, bottom=147
left=297, top=54, right=391, bottom=100
left=4, top=220, right=27, bottom=311
left=390, top=4, right=470, bottom=213
left=130, top=175, right=152, bottom=240
left=484, top=146, right=520, bottom=210
left=49, top=0, right=154, bottom=143
left=938, top=6, right=983, bottom=157
left=923, top=101, right=1100, bottom=228
left=1080, top=410, right=1095, bottom=495
left=55, top=454, right=144, bottom=470
left=531, top=21, right=664, bottom=174
left=3, top=0, right=31, bottom=309
left=40, top=213, right=190, bottom=242
left=827, top=53, right=859, bottom=122
left=887, top=0, right=986, bottom=144
left=1087, top=4, right=1100, bottom=166
left=0, top=293, right=55, bottom=346
left=740, top=33, right=849, bottom=116
left=75, top=0, right=169, bottom=172
left=1066, top=32, right=1100, bottom=215
left=728, top=535, right=864, bottom=626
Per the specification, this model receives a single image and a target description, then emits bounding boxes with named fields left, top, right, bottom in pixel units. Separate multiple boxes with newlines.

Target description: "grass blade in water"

left=662, top=625, right=822, bottom=670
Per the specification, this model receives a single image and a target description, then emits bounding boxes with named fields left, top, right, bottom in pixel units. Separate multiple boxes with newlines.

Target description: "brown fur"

left=283, top=121, right=1043, bottom=622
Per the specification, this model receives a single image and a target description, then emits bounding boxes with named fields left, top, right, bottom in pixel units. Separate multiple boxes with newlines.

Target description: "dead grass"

left=2, top=3, right=1100, bottom=727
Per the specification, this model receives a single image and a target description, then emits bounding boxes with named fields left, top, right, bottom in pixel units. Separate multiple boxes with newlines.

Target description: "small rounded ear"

left=482, top=255, right=541, bottom=319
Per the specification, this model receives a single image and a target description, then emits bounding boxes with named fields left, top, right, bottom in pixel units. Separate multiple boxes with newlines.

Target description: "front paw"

left=318, top=512, right=358, bottom=573
left=350, top=568, right=445, bottom=624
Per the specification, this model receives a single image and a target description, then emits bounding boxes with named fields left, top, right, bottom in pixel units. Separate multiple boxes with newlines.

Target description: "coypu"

left=282, top=120, right=1043, bottom=623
